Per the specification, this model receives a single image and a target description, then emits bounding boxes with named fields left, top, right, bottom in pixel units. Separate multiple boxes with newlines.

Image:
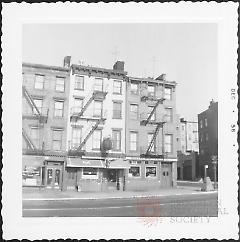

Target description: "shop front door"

left=106, top=169, right=120, bottom=191
left=161, top=163, right=172, bottom=188
left=46, top=167, right=62, bottom=189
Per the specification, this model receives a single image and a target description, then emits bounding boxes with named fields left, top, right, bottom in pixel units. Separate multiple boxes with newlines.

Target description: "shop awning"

left=107, top=158, right=130, bottom=169
left=67, top=158, right=104, bottom=168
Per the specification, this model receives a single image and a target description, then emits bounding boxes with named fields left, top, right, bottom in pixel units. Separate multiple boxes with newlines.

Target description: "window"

left=73, top=98, right=83, bottom=113
left=130, top=104, right=138, bottom=120
left=113, top=80, right=122, bottom=94
left=112, top=130, right=121, bottom=151
left=94, top=78, right=103, bottom=91
left=82, top=168, right=98, bottom=179
left=148, top=85, right=155, bottom=97
left=164, top=87, right=172, bottom=100
left=147, top=106, right=155, bottom=121
left=147, top=133, right=155, bottom=152
left=55, top=77, right=65, bottom=92
left=129, top=131, right=138, bottom=151
left=128, top=166, right=140, bottom=177
left=75, top=75, right=84, bottom=90
left=112, top=102, right=122, bottom=119
left=52, top=129, right=63, bottom=150
left=205, top=118, right=208, bottom=127
left=31, top=127, right=40, bottom=149
left=200, top=120, right=203, bottom=129
left=34, top=74, right=44, bottom=89
left=71, top=127, right=82, bottom=149
left=92, top=130, right=102, bottom=150
left=206, top=133, right=209, bottom=141
left=146, top=167, right=157, bottom=178
left=164, top=134, right=173, bottom=153
left=33, top=99, right=43, bottom=114
left=54, top=100, right=64, bottom=117
left=130, top=83, right=138, bottom=94
left=93, top=101, right=102, bottom=117
left=165, top=108, right=173, bottom=122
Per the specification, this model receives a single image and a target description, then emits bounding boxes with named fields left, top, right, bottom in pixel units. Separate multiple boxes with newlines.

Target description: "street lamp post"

left=204, top=164, right=208, bottom=180
left=211, top=155, right=218, bottom=189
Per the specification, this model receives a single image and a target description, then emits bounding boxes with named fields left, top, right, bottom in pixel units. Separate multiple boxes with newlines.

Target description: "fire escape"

left=69, top=86, right=108, bottom=155
left=22, top=85, right=48, bottom=154
left=140, top=84, right=166, bottom=158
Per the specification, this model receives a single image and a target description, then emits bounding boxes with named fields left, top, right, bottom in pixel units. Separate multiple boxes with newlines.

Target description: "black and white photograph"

left=2, top=2, right=238, bottom=240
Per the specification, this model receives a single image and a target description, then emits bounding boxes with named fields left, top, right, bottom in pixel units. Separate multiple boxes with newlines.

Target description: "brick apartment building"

left=22, top=57, right=178, bottom=191
left=176, top=118, right=199, bottom=181
left=198, top=100, right=218, bottom=181
left=22, top=63, right=70, bottom=189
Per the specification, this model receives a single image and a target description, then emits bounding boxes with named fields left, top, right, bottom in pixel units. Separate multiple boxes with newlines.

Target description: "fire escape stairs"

left=77, top=117, right=106, bottom=151
left=22, top=128, right=37, bottom=151
left=22, top=86, right=41, bottom=116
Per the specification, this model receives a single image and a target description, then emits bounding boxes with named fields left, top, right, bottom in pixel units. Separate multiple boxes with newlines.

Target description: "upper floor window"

left=130, top=83, right=138, bottom=95
left=34, top=74, right=44, bottom=90
left=54, top=100, right=64, bottom=117
left=73, top=98, right=83, bottom=113
left=33, top=98, right=43, bottom=114
left=55, top=77, right=65, bottom=92
left=92, top=129, right=102, bottom=150
left=205, top=118, right=208, bottom=127
left=94, top=78, right=103, bottom=91
left=52, top=129, right=63, bottom=150
left=147, top=133, right=156, bottom=153
left=130, top=104, right=138, bottom=120
left=200, top=120, right=203, bottom=129
left=164, top=87, right=172, bottom=100
left=129, top=131, right=138, bottom=151
left=30, top=127, right=40, bottom=149
left=148, top=85, right=155, bottom=97
left=113, top=80, right=122, bottom=94
left=165, top=108, right=173, bottom=122
left=71, top=127, right=82, bottom=149
left=206, top=133, right=209, bottom=141
left=93, top=100, right=102, bottom=117
left=164, top=134, right=173, bottom=153
left=112, top=101, right=122, bottom=119
left=147, top=106, right=156, bottom=121
left=112, top=129, right=121, bottom=151
left=75, top=75, right=84, bottom=90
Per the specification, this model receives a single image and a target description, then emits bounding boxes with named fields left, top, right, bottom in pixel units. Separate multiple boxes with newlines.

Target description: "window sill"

left=74, top=88, right=84, bottom=91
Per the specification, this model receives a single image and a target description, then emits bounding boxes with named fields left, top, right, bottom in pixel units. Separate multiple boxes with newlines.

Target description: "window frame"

left=30, top=126, right=40, bottom=149
left=82, top=167, right=98, bottom=179
left=129, top=103, right=139, bottom=120
left=148, top=85, right=155, bottom=97
left=34, top=74, right=45, bottom=90
left=112, top=101, right=122, bottom=119
left=113, top=80, right=122, bottom=94
left=129, top=131, right=138, bottom=152
left=94, top=78, right=103, bottom=91
left=92, top=129, right=102, bottom=150
left=145, top=166, right=157, bottom=178
left=130, top=82, right=139, bottom=95
left=112, top=129, right=121, bottom=151
left=164, top=134, right=173, bottom=154
left=147, top=133, right=156, bottom=153
left=71, top=127, right=82, bottom=149
left=51, top=128, right=63, bottom=151
left=55, top=76, right=65, bottom=92
left=128, top=166, right=141, bottom=178
left=165, top=107, right=173, bottom=122
left=164, top=87, right=172, bottom=100
left=54, top=100, right=64, bottom=118
left=74, top=75, right=84, bottom=90
left=147, top=105, right=156, bottom=121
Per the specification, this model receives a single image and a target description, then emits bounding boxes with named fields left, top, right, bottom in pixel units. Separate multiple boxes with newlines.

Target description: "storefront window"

left=129, top=166, right=140, bottom=177
left=82, top=167, right=98, bottom=179
left=22, top=166, right=42, bottom=186
left=146, top=166, right=157, bottom=178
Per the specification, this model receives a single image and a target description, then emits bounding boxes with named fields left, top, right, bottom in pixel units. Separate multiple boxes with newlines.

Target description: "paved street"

left=23, top=192, right=217, bottom=217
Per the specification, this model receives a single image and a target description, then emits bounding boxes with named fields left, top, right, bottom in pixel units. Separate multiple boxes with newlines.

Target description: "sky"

left=22, top=23, right=218, bottom=121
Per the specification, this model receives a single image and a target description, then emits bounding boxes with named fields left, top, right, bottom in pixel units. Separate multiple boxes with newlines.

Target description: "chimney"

left=156, top=73, right=167, bottom=81
left=113, top=61, right=124, bottom=71
left=63, top=56, right=71, bottom=68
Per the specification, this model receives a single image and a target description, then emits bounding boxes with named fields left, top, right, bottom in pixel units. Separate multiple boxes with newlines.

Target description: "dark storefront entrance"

left=46, top=166, right=62, bottom=189
left=106, top=169, right=120, bottom=190
left=161, top=163, right=172, bottom=187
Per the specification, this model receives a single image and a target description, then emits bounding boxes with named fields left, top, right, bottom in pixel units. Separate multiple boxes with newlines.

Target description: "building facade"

left=176, top=118, right=199, bottom=181
left=198, top=100, right=218, bottom=181
left=22, top=63, right=70, bottom=189
left=125, top=74, right=178, bottom=190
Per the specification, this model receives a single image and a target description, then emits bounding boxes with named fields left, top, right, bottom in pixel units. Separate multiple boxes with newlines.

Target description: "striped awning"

left=67, top=158, right=104, bottom=168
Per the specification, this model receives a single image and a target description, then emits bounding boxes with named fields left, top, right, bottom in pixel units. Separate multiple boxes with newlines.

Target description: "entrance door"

left=46, top=167, right=62, bottom=189
left=106, top=169, right=119, bottom=191
left=161, top=163, right=172, bottom=187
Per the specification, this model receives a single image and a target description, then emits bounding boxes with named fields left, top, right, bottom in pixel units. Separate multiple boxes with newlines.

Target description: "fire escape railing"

left=22, top=128, right=37, bottom=151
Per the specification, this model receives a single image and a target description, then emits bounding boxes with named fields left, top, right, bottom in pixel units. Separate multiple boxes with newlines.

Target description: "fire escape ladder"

left=77, top=95, right=94, bottom=118
left=22, top=86, right=41, bottom=116
left=22, top=128, right=37, bottom=150
left=146, top=122, right=163, bottom=154
left=77, top=118, right=104, bottom=151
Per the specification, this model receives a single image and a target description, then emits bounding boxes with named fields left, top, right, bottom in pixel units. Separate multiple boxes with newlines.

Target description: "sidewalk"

left=22, top=186, right=217, bottom=201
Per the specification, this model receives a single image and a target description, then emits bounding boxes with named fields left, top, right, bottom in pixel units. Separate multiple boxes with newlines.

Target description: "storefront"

left=66, top=157, right=130, bottom=192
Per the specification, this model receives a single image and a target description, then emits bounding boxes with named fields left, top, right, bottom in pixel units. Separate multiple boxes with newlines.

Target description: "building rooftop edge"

left=22, top=62, right=70, bottom=72
left=128, top=76, right=177, bottom=85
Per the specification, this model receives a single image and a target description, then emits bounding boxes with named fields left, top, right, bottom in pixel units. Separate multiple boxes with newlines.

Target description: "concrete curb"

left=23, top=190, right=218, bottom=201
